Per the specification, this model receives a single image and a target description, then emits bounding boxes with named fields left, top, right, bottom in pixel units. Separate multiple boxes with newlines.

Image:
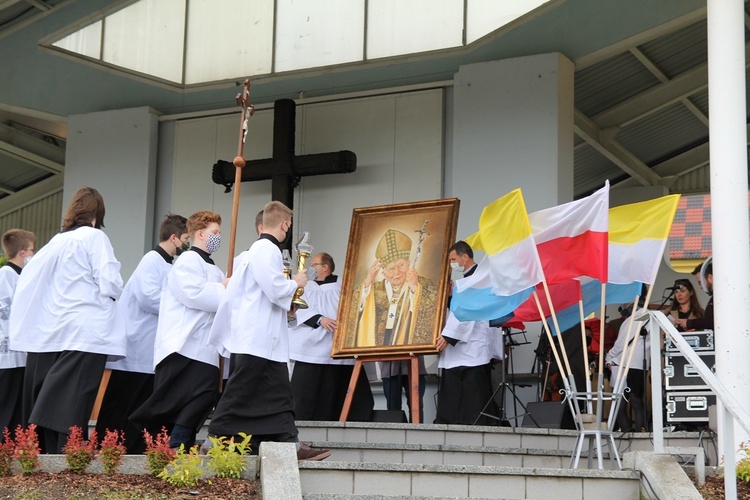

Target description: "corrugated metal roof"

left=0, top=157, right=51, bottom=191
left=615, top=102, right=709, bottom=165
left=0, top=189, right=62, bottom=248
left=575, top=52, right=660, bottom=116
left=638, top=21, right=707, bottom=79
left=688, top=89, right=709, bottom=117
left=573, top=143, right=623, bottom=195
left=669, top=164, right=712, bottom=195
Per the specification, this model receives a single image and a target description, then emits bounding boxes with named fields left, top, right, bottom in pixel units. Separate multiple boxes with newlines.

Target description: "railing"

left=646, top=310, right=750, bottom=500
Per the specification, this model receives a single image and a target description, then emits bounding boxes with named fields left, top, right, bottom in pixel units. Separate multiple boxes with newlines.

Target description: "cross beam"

left=212, top=98, right=356, bottom=209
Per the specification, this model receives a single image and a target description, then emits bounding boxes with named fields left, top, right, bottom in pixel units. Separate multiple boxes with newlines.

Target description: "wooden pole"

left=219, top=79, right=253, bottom=392
left=226, top=79, right=254, bottom=278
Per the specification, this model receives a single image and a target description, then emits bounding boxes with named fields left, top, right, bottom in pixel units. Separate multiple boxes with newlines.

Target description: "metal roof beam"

left=593, top=43, right=750, bottom=130
left=613, top=123, right=750, bottom=189
left=593, top=62, right=708, bottom=130
left=574, top=109, right=665, bottom=186
left=0, top=139, right=63, bottom=173
left=0, top=181, right=16, bottom=195
left=0, top=173, right=62, bottom=217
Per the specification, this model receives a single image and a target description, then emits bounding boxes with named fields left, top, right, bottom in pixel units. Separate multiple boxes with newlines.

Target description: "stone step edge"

left=88, top=419, right=707, bottom=441
left=298, top=460, right=638, bottom=479
left=7, top=453, right=259, bottom=480
left=303, top=495, right=500, bottom=500
left=307, top=441, right=589, bottom=458
left=296, top=420, right=706, bottom=439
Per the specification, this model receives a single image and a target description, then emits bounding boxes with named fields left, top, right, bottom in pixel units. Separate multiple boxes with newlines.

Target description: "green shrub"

left=207, top=433, right=252, bottom=479
left=737, top=440, right=750, bottom=483
left=158, top=444, right=203, bottom=487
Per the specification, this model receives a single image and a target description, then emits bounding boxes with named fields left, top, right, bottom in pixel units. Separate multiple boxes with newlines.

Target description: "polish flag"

left=529, top=181, right=609, bottom=284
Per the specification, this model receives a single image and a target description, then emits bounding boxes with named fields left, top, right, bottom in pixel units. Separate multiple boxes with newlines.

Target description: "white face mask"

left=23, top=255, right=33, bottom=267
left=450, top=262, right=464, bottom=273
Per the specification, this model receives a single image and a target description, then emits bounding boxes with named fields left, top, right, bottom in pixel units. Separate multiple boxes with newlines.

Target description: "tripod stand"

left=473, top=328, right=539, bottom=427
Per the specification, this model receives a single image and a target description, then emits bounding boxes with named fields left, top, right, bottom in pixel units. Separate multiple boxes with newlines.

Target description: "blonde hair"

left=2, top=229, right=36, bottom=258
left=262, top=201, right=293, bottom=228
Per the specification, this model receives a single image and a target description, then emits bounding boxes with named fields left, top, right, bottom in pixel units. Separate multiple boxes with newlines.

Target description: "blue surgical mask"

left=450, top=262, right=464, bottom=273
left=205, top=233, right=221, bottom=254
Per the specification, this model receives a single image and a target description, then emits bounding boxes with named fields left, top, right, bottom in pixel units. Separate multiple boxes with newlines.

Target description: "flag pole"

left=541, top=280, right=576, bottom=391
left=598, top=283, right=607, bottom=380
left=578, top=301, right=593, bottom=413
left=532, top=290, right=570, bottom=394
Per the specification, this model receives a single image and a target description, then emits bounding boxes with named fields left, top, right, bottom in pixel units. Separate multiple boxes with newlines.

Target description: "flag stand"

left=567, top=386, right=624, bottom=470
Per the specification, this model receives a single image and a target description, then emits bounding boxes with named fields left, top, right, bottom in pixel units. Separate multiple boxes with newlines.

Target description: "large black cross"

left=212, top=98, right=357, bottom=214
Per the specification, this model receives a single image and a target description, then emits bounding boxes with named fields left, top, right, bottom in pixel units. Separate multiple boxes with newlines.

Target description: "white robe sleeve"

left=169, top=254, right=224, bottom=312
left=441, top=310, right=475, bottom=343
left=132, top=255, right=164, bottom=315
left=252, top=245, right=297, bottom=310
left=89, top=230, right=123, bottom=300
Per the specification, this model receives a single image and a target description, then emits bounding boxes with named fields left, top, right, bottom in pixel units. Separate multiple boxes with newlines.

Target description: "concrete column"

left=707, top=0, right=750, bottom=485
left=449, top=52, right=575, bottom=236
left=448, top=53, right=575, bottom=410
left=65, top=107, right=159, bottom=279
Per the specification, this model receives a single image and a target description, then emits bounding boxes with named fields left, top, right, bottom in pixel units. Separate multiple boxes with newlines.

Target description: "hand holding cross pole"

left=226, top=79, right=255, bottom=278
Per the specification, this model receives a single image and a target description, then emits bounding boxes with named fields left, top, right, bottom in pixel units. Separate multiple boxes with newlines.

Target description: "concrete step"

left=298, top=461, right=640, bottom=499
left=305, top=441, right=620, bottom=470
left=296, top=421, right=712, bottom=460
left=293, top=422, right=711, bottom=498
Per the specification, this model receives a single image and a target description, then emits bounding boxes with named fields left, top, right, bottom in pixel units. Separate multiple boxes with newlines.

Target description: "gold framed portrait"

left=332, top=198, right=460, bottom=358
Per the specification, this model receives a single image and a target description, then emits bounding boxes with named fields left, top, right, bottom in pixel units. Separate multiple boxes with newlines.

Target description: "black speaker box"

left=521, top=401, right=576, bottom=429
left=370, top=410, right=408, bottom=423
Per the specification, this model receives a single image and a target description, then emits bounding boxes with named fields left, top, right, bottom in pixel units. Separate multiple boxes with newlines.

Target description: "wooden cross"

left=212, top=98, right=357, bottom=247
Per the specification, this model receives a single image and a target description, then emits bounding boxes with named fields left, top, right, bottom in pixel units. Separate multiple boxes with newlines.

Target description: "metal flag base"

left=566, top=387, right=624, bottom=470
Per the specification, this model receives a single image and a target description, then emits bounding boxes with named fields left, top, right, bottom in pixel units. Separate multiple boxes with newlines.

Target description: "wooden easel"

left=339, top=354, right=421, bottom=423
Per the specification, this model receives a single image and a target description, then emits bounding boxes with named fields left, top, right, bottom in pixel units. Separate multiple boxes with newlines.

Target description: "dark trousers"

left=381, top=374, right=426, bottom=423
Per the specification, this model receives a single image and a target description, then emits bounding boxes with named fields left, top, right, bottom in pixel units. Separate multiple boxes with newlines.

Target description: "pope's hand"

left=364, top=259, right=382, bottom=287
left=406, top=268, right=419, bottom=292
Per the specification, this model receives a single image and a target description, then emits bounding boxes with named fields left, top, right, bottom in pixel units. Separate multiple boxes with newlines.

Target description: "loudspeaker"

left=371, top=410, right=408, bottom=423
left=522, top=401, right=576, bottom=429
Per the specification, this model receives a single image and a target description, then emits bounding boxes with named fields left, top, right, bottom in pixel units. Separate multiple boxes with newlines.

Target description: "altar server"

left=10, top=187, right=124, bottom=453
left=130, top=210, right=227, bottom=449
left=435, top=241, right=503, bottom=425
left=290, top=252, right=373, bottom=421
left=95, top=214, right=188, bottom=453
left=0, top=229, right=35, bottom=440
left=208, top=201, right=329, bottom=460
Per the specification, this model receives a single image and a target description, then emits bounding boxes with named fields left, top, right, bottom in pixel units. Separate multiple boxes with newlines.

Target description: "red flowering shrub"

left=63, top=426, right=98, bottom=474
left=13, top=424, right=40, bottom=475
left=99, top=429, right=126, bottom=475
left=143, top=427, right=176, bottom=477
left=0, top=428, right=14, bottom=476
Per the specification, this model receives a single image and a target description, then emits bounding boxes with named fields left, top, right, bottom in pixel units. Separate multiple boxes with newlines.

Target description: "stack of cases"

left=664, top=330, right=715, bottom=424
